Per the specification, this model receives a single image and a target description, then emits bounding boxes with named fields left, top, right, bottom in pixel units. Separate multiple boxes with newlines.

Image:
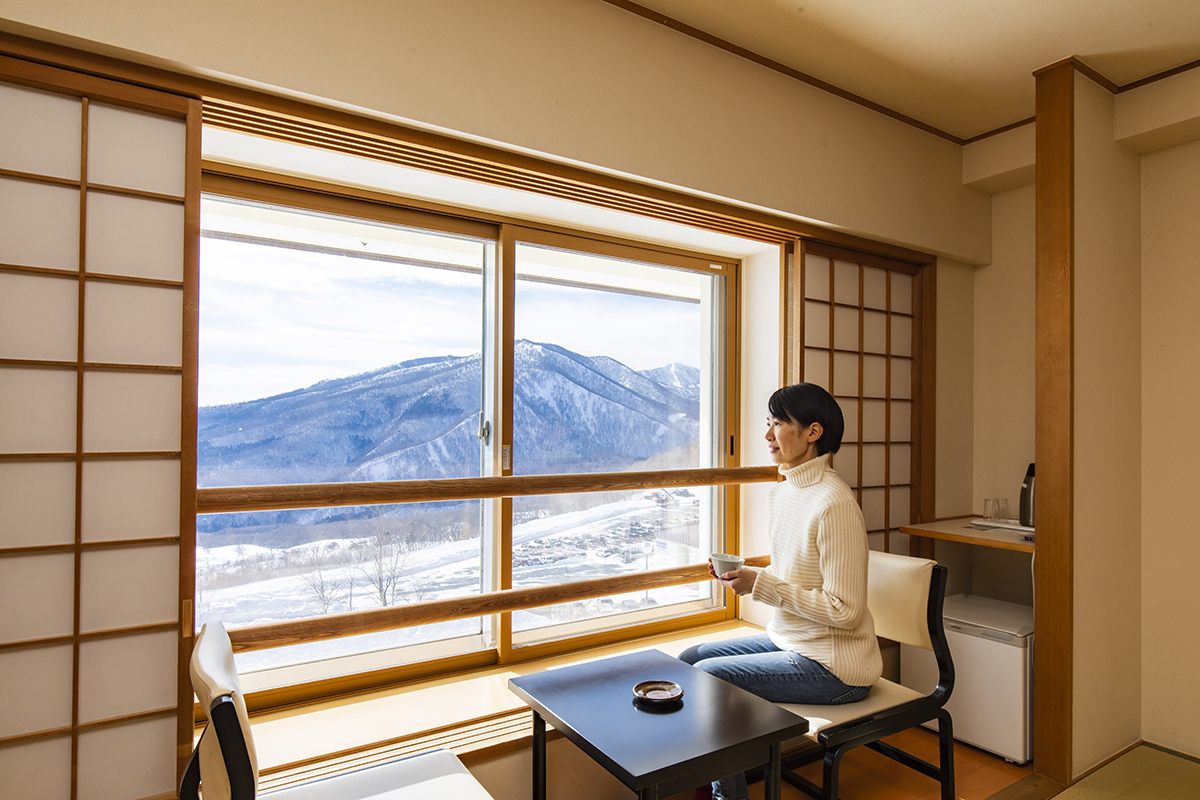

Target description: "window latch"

left=479, top=415, right=491, bottom=446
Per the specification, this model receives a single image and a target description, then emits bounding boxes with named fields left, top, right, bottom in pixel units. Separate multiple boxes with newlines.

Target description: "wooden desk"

left=900, top=517, right=1035, bottom=554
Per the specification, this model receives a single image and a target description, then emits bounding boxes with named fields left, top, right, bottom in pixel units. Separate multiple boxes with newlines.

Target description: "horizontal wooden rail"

left=229, top=555, right=770, bottom=653
left=198, top=465, right=780, bottom=514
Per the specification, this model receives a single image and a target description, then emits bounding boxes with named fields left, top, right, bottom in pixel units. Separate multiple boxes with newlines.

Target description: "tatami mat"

left=1057, top=745, right=1200, bottom=800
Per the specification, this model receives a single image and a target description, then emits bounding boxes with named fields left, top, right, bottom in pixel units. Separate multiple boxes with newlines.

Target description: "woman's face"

left=765, top=414, right=821, bottom=469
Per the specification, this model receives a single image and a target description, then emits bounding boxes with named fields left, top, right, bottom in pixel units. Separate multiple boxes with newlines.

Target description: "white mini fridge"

left=900, top=593, right=1034, bottom=764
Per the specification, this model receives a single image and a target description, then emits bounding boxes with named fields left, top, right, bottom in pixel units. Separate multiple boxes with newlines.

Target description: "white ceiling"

left=628, top=0, right=1200, bottom=140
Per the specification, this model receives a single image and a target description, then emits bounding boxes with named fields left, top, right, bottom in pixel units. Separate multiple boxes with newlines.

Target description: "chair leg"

left=937, top=710, right=956, bottom=800
left=822, top=745, right=845, bottom=800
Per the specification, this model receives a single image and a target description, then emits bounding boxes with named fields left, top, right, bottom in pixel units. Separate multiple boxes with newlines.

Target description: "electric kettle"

left=1019, top=463, right=1035, bottom=527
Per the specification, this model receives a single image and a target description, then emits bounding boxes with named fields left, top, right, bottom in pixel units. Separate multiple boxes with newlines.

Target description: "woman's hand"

left=714, top=566, right=756, bottom=596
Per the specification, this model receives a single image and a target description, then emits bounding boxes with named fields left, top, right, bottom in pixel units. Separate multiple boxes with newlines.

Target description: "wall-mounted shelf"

left=900, top=516, right=1035, bottom=554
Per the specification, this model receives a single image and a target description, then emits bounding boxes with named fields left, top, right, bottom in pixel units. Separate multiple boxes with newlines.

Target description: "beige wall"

left=1071, top=72, right=1143, bottom=776
left=1140, top=137, right=1200, bottom=758
left=0, top=0, right=989, bottom=263
left=972, top=184, right=1036, bottom=515
left=934, top=257, right=975, bottom=521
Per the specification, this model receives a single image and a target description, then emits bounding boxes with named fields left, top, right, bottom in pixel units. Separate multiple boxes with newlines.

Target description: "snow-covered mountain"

left=198, top=340, right=700, bottom=488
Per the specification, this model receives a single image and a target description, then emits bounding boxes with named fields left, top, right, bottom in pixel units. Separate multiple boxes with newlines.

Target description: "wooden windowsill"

left=246, top=620, right=766, bottom=791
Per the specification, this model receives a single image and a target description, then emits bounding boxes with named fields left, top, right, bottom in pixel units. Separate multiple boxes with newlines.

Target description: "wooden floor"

left=669, top=727, right=1033, bottom=800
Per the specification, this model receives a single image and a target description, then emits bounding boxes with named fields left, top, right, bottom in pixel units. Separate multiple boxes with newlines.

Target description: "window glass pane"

left=510, top=488, right=717, bottom=637
left=514, top=243, right=717, bottom=476
left=197, top=500, right=484, bottom=677
left=511, top=243, right=722, bottom=640
left=199, top=197, right=489, bottom=486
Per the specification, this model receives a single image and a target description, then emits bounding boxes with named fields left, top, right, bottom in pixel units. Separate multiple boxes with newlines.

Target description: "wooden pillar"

left=1033, top=58, right=1075, bottom=788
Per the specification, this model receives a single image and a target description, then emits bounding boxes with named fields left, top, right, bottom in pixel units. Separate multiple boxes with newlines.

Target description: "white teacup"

left=710, top=552, right=745, bottom=579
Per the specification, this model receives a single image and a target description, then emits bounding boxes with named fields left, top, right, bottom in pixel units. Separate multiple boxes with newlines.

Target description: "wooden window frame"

left=193, top=170, right=769, bottom=711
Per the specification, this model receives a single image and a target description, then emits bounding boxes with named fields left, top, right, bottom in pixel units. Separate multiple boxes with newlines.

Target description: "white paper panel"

left=832, top=351, right=858, bottom=396
left=0, top=81, right=81, bottom=180
left=0, top=736, right=73, bottom=800
left=80, top=545, right=178, bottom=632
left=833, top=260, right=858, bottom=305
left=840, top=398, right=859, bottom=443
left=891, top=357, right=913, bottom=399
left=889, top=531, right=911, bottom=555
left=891, top=272, right=913, bottom=314
left=868, top=532, right=887, bottom=552
left=84, top=282, right=183, bottom=366
left=0, top=367, right=77, bottom=454
left=891, top=314, right=913, bottom=357
left=0, top=272, right=78, bottom=361
left=85, top=192, right=185, bottom=281
left=862, top=444, right=886, bottom=486
left=889, top=486, right=912, bottom=528
left=87, top=103, right=185, bottom=196
left=0, top=460, right=75, bottom=548
left=82, top=459, right=180, bottom=543
left=0, top=553, right=74, bottom=642
left=0, top=644, right=73, bottom=737
left=803, top=301, right=829, bottom=348
left=803, top=348, right=829, bottom=390
left=862, top=309, right=886, bottom=354
left=861, top=487, right=885, bottom=531
left=803, top=254, right=829, bottom=301
left=82, top=372, right=181, bottom=453
left=79, top=630, right=178, bottom=723
left=863, top=266, right=887, bottom=310
left=862, top=399, right=887, bottom=442
left=77, top=716, right=177, bottom=800
left=890, top=400, right=912, bottom=443
left=832, top=443, right=858, bottom=487
left=0, top=177, right=79, bottom=271
left=833, top=305, right=859, bottom=350
left=863, top=355, right=887, bottom=398
left=890, top=444, right=912, bottom=484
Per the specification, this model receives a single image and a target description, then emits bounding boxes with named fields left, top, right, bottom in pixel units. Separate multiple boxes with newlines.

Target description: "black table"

left=508, top=649, right=810, bottom=800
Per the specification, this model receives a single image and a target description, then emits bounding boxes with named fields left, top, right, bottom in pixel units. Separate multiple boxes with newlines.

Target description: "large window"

left=196, top=183, right=737, bottom=691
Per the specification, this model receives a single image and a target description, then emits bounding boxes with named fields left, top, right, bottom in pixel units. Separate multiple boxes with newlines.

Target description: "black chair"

left=182, top=621, right=496, bottom=800
left=774, top=550, right=955, bottom=800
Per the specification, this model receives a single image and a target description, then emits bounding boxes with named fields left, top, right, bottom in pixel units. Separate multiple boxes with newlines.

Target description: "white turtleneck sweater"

left=749, top=452, right=882, bottom=687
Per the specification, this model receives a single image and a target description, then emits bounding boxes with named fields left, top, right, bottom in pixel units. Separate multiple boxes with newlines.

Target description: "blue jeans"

left=678, top=634, right=871, bottom=800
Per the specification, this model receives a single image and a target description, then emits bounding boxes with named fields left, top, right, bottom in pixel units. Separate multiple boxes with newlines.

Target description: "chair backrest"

left=190, top=621, right=259, bottom=800
left=866, top=550, right=935, bottom=650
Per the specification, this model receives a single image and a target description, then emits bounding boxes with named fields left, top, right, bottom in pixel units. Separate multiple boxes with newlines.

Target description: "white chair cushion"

left=191, top=622, right=259, bottom=800
left=867, top=551, right=934, bottom=649
left=776, top=678, right=924, bottom=739
left=266, top=749, right=494, bottom=799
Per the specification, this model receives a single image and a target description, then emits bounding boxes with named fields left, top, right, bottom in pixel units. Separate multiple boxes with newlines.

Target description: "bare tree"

left=300, top=541, right=347, bottom=614
left=355, top=511, right=413, bottom=608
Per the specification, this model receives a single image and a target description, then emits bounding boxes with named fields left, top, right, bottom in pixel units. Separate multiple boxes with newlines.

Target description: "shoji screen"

left=0, top=56, right=198, bottom=800
left=786, top=240, right=927, bottom=553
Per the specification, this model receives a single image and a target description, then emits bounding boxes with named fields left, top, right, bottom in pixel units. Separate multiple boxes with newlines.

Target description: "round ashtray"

left=633, top=680, right=684, bottom=704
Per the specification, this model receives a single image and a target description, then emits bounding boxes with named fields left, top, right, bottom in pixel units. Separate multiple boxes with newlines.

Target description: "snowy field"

left=197, top=493, right=714, bottom=672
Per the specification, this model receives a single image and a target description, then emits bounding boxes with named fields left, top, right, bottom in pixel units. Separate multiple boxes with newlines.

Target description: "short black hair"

left=767, top=383, right=845, bottom=456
